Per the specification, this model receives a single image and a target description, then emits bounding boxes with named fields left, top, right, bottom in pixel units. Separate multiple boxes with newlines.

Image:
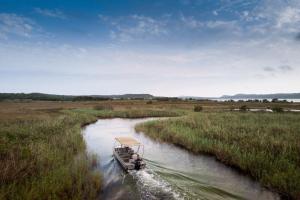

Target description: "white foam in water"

left=130, top=169, right=183, bottom=200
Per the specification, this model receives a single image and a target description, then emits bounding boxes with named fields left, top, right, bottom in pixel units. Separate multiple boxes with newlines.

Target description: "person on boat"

left=125, top=146, right=134, bottom=154
left=133, top=154, right=142, bottom=170
left=131, top=153, right=138, bottom=160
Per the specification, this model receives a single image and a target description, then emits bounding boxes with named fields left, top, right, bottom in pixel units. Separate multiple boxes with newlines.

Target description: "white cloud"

left=275, top=7, right=300, bottom=30
left=241, top=0, right=300, bottom=36
left=180, top=13, right=240, bottom=34
left=1, top=36, right=299, bottom=96
left=180, top=14, right=204, bottom=29
left=97, top=0, right=300, bottom=44
left=34, top=8, right=66, bottom=19
left=98, top=14, right=109, bottom=22
left=206, top=20, right=238, bottom=29
left=100, top=14, right=168, bottom=42
left=1, top=0, right=300, bottom=96
left=263, top=66, right=275, bottom=72
left=0, top=13, right=35, bottom=39
left=262, top=64, right=293, bottom=78
left=278, top=65, right=293, bottom=72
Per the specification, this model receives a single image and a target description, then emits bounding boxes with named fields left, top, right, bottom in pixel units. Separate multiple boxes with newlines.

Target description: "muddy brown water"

left=83, top=118, right=280, bottom=200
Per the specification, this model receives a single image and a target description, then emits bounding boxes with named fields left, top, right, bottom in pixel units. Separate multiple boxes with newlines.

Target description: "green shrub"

left=239, top=105, right=249, bottom=111
left=94, top=105, right=113, bottom=110
left=263, top=99, right=269, bottom=103
left=272, top=107, right=284, bottom=112
left=194, top=105, right=203, bottom=112
left=146, top=100, right=153, bottom=104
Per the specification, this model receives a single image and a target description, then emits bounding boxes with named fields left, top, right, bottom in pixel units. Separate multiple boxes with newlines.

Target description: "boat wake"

left=130, top=168, right=183, bottom=200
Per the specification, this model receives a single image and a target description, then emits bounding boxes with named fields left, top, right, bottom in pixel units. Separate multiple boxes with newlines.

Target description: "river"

left=83, top=118, right=280, bottom=200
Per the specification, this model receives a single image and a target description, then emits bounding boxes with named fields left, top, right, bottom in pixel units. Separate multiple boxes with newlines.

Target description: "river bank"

left=1, top=100, right=299, bottom=199
left=84, top=118, right=279, bottom=200
left=0, top=106, right=180, bottom=199
left=135, top=112, right=300, bottom=199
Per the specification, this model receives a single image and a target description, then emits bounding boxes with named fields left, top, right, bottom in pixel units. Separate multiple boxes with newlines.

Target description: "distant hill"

left=179, top=96, right=216, bottom=100
left=2, top=92, right=300, bottom=101
left=179, top=93, right=300, bottom=100
left=220, top=93, right=300, bottom=99
left=92, top=94, right=154, bottom=99
left=0, top=93, right=154, bottom=101
left=0, top=93, right=74, bottom=101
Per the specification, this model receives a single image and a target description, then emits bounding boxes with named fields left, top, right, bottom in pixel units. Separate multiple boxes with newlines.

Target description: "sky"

left=0, top=0, right=300, bottom=97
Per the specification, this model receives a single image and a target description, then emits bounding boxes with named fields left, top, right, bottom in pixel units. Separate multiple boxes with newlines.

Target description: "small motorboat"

left=113, top=136, right=146, bottom=171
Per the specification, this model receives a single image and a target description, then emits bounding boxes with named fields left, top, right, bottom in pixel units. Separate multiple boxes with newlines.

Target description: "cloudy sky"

left=0, top=0, right=299, bottom=97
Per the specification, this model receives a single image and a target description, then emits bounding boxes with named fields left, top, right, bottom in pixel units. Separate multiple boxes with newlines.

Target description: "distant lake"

left=213, top=98, right=300, bottom=103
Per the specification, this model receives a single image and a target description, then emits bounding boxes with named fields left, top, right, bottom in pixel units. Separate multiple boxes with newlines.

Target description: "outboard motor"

left=134, top=155, right=142, bottom=170
left=134, top=160, right=141, bottom=170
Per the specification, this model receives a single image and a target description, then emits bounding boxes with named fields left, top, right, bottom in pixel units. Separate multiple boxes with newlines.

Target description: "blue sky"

left=0, top=0, right=300, bottom=96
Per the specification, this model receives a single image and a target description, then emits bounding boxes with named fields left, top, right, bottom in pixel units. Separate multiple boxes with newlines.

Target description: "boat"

left=113, top=136, right=146, bottom=171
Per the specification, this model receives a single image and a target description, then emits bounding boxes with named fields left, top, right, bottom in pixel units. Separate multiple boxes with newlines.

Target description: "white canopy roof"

left=115, top=136, right=141, bottom=146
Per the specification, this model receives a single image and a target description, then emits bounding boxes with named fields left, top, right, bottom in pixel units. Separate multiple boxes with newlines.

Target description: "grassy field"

left=136, top=112, right=300, bottom=199
left=0, top=100, right=299, bottom=199
left=0, top=111, right=102, bottom=200
left=0, top=101, right=181, bottom=200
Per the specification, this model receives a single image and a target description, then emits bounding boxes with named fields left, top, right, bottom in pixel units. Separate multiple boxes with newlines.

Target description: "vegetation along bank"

left=136, top=112, right=300, bottom=199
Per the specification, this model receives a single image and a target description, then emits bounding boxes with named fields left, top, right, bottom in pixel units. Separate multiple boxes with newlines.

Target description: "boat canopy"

left=115, top=136, right=141, bottom=147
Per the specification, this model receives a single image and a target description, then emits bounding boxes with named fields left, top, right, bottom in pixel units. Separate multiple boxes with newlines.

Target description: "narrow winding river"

left=83, top=118, right=280, bottom=200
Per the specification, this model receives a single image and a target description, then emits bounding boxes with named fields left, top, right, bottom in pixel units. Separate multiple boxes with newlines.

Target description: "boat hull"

left=113, top=148, right=145, bottom=171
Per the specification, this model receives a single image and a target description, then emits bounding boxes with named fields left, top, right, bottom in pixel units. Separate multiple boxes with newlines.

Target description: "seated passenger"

left=134, top=154, right=142, bottom=170
left=131, top=154, right=138, bottom=160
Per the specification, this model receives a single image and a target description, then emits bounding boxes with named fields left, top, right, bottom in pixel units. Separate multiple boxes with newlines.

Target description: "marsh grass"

left=1, top=100, right=300, bottom=199
left=0, top=105, right=182, bottom=200
left=194, top=105, right=203, bottom=112
left=0, top=112, right=102, bottom=200
left=94, top=105, right=114, bottom=111
left=69, top=108, right=183, bottom=118
left=135, top=112, right=300, bottom=199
